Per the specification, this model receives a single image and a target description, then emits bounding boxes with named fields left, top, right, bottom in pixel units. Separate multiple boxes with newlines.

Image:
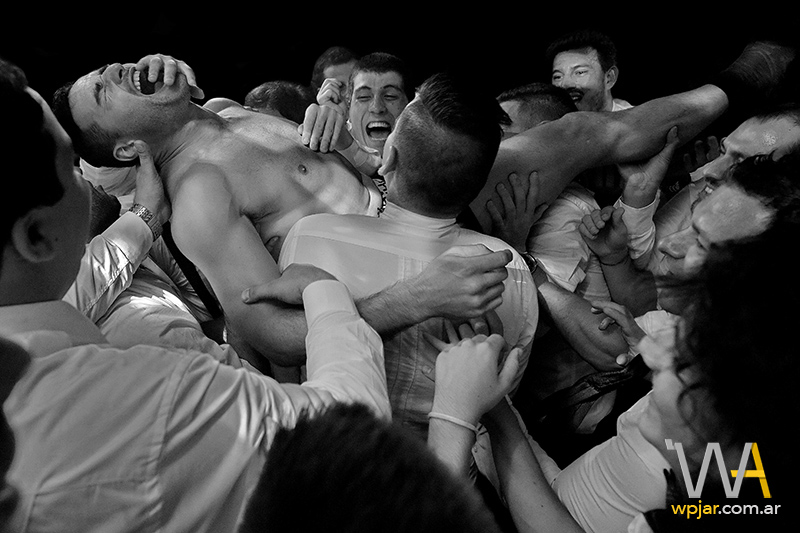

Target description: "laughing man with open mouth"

left=346, top=52, right=412, bottom=157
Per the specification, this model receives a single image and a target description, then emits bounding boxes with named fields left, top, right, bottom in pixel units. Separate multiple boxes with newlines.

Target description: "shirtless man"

left=303, top=42, right=797, bottom=242
left=52, top=54, right=510, bottom=370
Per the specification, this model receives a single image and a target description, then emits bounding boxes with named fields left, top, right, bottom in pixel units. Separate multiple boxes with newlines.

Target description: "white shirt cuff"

left=302, top=279, right=357, bottom=324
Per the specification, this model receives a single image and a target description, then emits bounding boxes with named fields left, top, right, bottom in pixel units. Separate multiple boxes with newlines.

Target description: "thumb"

left=611, top=206, right=626, bottom=225
left=657, top=126, right=680, bottom=160
left=241, top=279, right=294, bottom=305
left=134, top=140, right=152, bottom=165
left=497, top=346, right=521, bottom=391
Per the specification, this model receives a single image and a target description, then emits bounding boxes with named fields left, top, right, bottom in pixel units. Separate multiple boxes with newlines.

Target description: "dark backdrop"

left=3, top=7, right=797, bottom=139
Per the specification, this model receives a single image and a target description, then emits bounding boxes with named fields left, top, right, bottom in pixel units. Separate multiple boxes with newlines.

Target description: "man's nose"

left=693, top=153, right=729, bottom=183
left=102, top=63, right=124, bottom=83
left=658, top=227, right=695, bottom=259
left=369, top=96, right=386, bottom=113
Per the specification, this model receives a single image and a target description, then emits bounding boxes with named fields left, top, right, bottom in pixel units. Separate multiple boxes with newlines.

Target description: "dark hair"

left=52, top=80, right=130, bottom=168
left=0, top=57, right=64, bottom=257
left=666, top=221, right=800, bottom=509
left=244, top=80, right=316, bottom=124
left=238, top=402, right=501, bottom=533
left=392, top=72, right=510, bottom=216
left=347, top=52, right=415, bottom=103
left=545, top=29, right=619, bottom=72
left=726, top=148, right=800, bottom=226
left=497, top=82, right=578, bottom=124
left=310, top=46, right=358, bottom=93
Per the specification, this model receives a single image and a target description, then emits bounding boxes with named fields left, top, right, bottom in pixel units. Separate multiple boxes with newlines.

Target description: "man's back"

left=278, top=204, right=537, bottom=437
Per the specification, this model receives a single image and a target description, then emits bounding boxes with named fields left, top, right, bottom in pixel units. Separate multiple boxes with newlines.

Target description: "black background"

left=3, top=6, right=797, bottom=139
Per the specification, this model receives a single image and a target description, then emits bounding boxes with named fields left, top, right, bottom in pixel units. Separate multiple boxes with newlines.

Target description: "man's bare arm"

left=471, top=84, right=729, bottom=233
left=241, top=245, right=513, bottom=352
left=170, top=170, right=310, bottom=367
left=537, top=281, right=629, bottom=372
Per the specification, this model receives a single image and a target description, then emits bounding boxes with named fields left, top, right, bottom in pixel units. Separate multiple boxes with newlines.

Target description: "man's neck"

left=154, top=105, right=227, bottom=181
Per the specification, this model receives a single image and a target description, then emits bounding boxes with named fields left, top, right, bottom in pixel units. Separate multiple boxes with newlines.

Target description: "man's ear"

left=378, top=145, right=398, bottom=177
left=113, top=140, right=138, bottom=163
left=605, top=66, right=619, bottom=90
left=10, top=209, right=57, bottom=263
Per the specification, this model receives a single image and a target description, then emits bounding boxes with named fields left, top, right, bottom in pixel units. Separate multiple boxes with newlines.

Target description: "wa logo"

left=665, top=440, right=770, bottom=498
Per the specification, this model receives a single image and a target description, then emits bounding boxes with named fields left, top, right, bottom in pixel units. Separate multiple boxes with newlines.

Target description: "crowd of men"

left=1, top=29, right=798, bottom=533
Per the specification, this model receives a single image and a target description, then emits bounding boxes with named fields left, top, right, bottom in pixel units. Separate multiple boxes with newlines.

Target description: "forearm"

left=598, top=256, right=658, bottom=317
left=537, top=282, right=628, bottom=371
left=227, top=303, right=309, bottom=367
left=484, top=399, right=584, bottom=533
left=427, top=419, right=476, bottom=477
left=63, top=212, right=153, bottom=322
left=302, top=280, right=391, bottom=419
left=355, top=280, right=429, bottom=338
left=606, top=85, right=728, bottom=164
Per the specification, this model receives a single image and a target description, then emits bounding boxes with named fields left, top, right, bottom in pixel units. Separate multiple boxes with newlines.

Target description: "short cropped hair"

left=52, top=80, right=130, bottom=168
left=310, top=46, right=358, bottom=93
left=545, top=29, right=619, bottom=73
left=497, top=82, right=578, bottom=123
left=347, top=52, right=415, bottom=103
left=391, top=72, right=509, bottom=216
left=0, top=57, right=64, bottom=256
left=244, top=80, right=316, bottom=124
left=238, top=402, right=501, bottom=533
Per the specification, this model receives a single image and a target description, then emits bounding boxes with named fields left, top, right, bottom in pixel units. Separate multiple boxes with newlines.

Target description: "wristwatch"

left=128, top=203, right=163, bottom=241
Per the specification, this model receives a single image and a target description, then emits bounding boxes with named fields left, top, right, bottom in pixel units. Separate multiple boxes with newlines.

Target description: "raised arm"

left=470, top=84, right=729, bottom=232
left=472, top=40, right=797, bottom=233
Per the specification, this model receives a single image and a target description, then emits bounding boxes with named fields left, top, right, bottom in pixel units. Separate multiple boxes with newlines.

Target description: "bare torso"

left=162, top=105, right=382, bottom=257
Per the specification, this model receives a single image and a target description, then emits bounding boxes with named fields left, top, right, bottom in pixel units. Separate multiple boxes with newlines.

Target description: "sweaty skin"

left=157, top=105, right=383, bottom=368
left=68, top=62, right=382, bottom=367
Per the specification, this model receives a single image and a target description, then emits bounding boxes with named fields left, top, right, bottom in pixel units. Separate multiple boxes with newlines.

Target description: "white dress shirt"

left=1, top=280, right=389, bottom=533
left=279, top=202, right=537, bottom=437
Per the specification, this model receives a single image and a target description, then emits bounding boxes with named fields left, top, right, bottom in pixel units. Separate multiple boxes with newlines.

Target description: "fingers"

left=317, top=78, right=344, bottom=105
left=301, top=105, right=320, bottom=147
left=466, top=317, right=489, bottom=337
left=497, top=346, right=521, bottom=389
left=443, top=243, right=493, bottom=258
left=496, top=181, right=516, bottom=217
left=706, top=135, right=720, bottom=160
left=424, top=331, right=451, bottom=352
left=241, top=279, right=287, bottom=304
left=458, top=321, right=478, bottom=339
left=133, top=140, right=153, bottom=168
left=444, top=320, right=460, bottom=344
left=485, top=199, right=504, bottom=232
left=466, top=249, right=513, bottom=272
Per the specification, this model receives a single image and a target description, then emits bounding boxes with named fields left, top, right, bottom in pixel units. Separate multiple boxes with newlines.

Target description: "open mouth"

left=566, top=89, right=583, bottom=102
left=365, top=121, right=392, bottom=141
left=132, top=67, right=164, bottom=95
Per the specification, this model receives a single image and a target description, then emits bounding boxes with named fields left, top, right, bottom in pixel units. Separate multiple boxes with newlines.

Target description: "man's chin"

left=359, top=135, right=387, bottom=153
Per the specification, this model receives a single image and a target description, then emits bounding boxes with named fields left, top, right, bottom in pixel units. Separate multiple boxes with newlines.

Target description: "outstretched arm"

left=425, top=323, right=521, bottom=476
left=239, top=244, right=516, bottom=365
left=470, top=84, right=729, bottom=232
left=483, top=397, right=585, bottom=533
left=473, top=40, right=797, bottom=233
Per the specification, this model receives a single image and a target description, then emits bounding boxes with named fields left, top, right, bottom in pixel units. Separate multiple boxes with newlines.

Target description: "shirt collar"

left=381, top=202, right=457, bottom=231
left=0, top=300, right=108, bottom=352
